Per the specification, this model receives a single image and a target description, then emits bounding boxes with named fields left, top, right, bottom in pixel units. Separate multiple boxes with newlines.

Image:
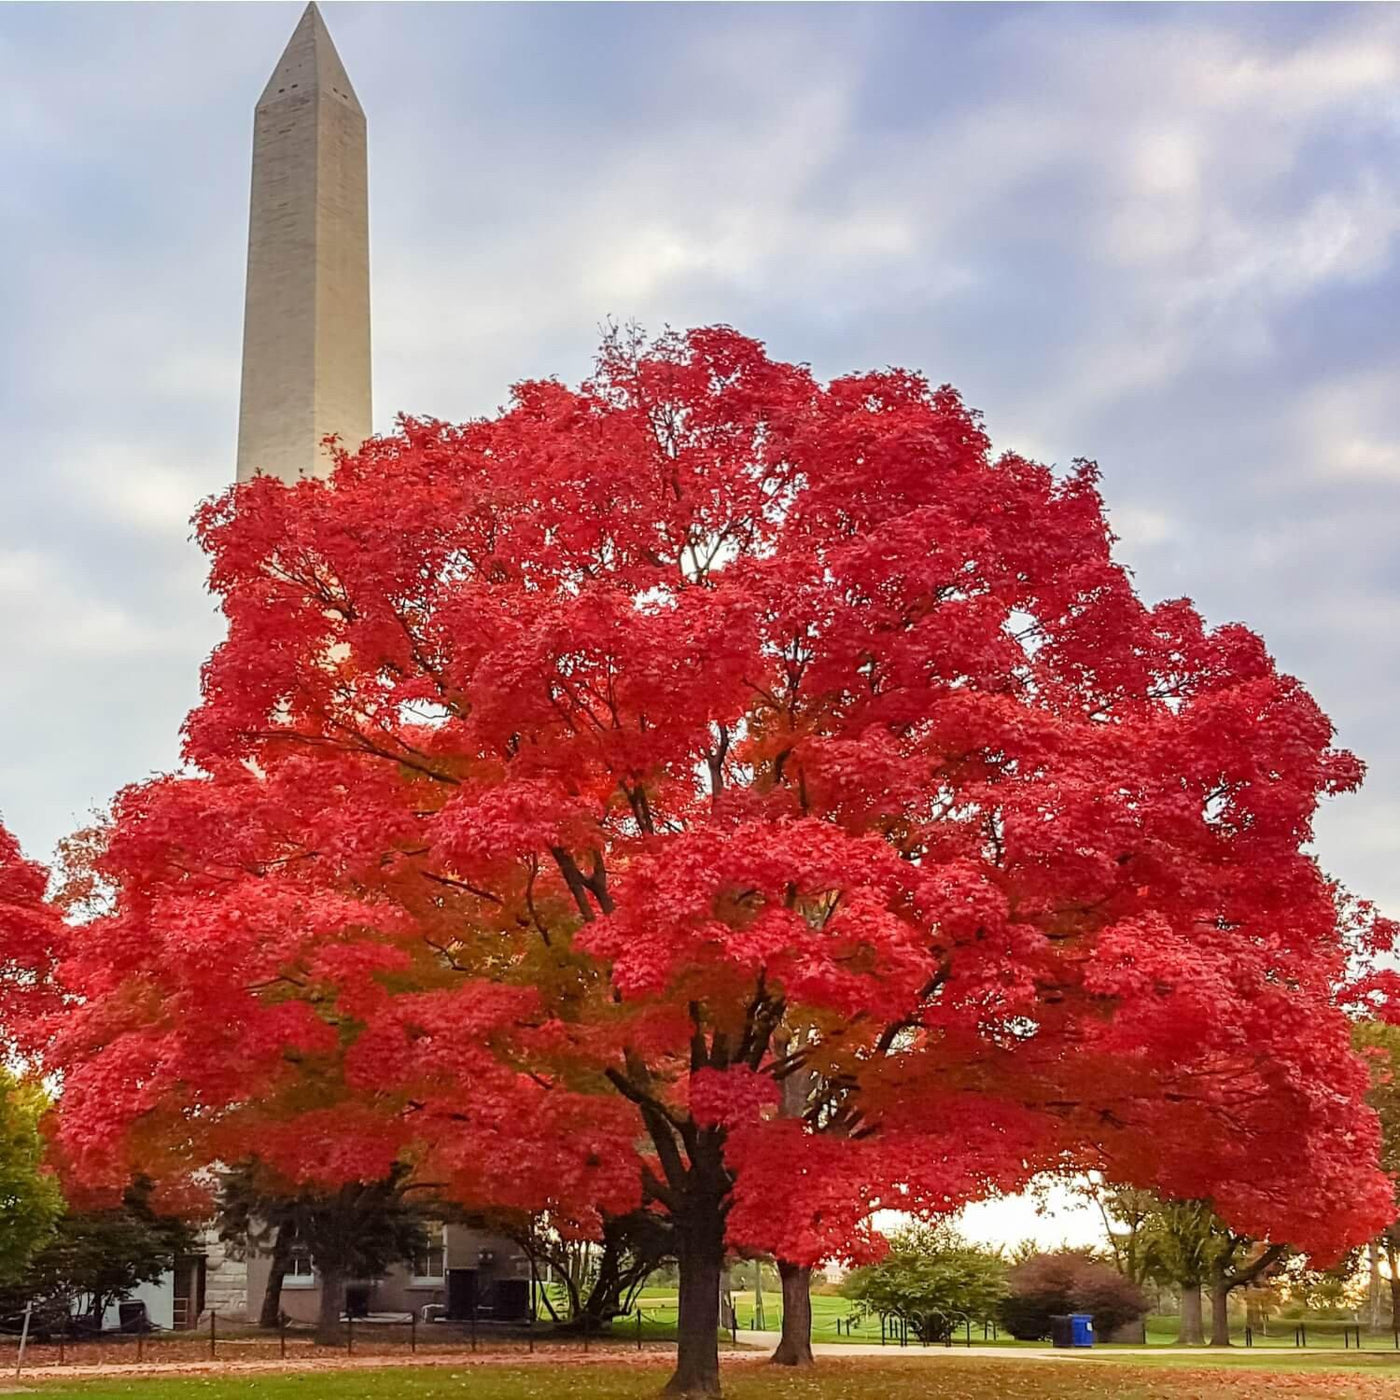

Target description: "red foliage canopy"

left=0, top=823, right=65, bottom=1048
left=29, top=329, right=1393, bottom=1293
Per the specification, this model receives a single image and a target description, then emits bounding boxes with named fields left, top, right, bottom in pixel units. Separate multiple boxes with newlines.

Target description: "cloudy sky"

left=3, top=0, right=1399, bottom=933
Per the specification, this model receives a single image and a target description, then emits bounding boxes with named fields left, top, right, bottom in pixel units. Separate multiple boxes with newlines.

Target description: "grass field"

left=638, top=1288, right=867, bottom=1343
left=15, top=1356, right=1400, bottom=1400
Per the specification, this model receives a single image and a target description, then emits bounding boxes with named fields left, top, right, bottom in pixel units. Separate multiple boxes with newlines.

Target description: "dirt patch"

left=13, top=1344, right=691, bottom=1384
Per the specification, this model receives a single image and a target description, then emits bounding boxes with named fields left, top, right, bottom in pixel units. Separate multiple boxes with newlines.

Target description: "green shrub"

left=843, top=1224, right=1006, bottom=1343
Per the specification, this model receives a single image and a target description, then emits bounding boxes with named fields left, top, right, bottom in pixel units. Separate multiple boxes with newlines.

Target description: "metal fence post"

left=209, top=1310, right=217, bottom=1360
left=471, top=1298, right=478, bottom=1353
left=347, top=1313, right=354, bottom=1355
left=13, top=1301, right=32, bottom=1378
left=637, top=1309, right=643, bottom=1351
left=410, top=1311, right=417, bottom=1354
left=137, top=1328, right=144, bottom=1363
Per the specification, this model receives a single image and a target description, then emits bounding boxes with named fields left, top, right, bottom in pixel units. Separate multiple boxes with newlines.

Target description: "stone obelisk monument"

left=204, top=4, right=369, bottom=1320
left=235, top=2, right=370, bottom=483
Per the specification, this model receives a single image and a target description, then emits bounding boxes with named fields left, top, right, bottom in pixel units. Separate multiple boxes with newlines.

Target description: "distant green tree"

left=1135, top=1199, right=1216, bottom=1344
left=0, top=1178, right=196, bottom=1331
left=217, top=1161, right=429, bottom=1345
left=295, top=1170, right=429, bottom=1346
left=1271, top=1247, right=1364, bottom=1316
left=1355, top=1020, right=1400, bottom=1326
left=842, top=1224, right=1006, bottom=1343
left=0, top=1073, right=61, bottom=1292
left=1006, top=1238, right=1042, bottom=1267
left=506, top=1208, right=671, bottom=1331
left=1076, top=1179, right=1160, bottom=1288
left=216, top=1162, right=309, bottom=1329
left=1100, top=1192, right=1284, bottom=1346
left=1200, top=1229, right=1287, bottom=1348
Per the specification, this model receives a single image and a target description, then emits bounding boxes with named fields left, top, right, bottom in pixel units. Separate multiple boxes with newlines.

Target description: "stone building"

left=247, top=1224, right=534, bottom=1327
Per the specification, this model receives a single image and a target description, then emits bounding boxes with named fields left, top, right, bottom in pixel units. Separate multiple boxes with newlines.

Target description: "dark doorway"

left=445, top=1269, right=477, bottom=1320
left=172, top=1255, right=206, bottom=1330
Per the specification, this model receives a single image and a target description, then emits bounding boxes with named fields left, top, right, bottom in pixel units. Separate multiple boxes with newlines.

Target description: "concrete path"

left=733, top=1329, right=1378, bottom=1360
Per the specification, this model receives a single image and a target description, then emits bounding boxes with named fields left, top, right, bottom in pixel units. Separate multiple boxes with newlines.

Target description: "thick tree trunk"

left=769, top=1261, right=814, bottom=1367
left=259, top=1227, right=291, bottom=1329
left=1209, top=1274, right=1232, bottom=1347
left=1177, top=1283, right=1204, bottom=1345
left=314, top=1266, right=344, bottom=1347
left=663, top=1212, right=725, bottom=1397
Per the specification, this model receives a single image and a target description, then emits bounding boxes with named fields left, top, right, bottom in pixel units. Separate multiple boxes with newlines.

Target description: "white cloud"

left=1302, top=370, right=1400, bottom=483
left=1, top=0, right=1399, bottom=938
left=0, top=548, right=200, bottom=660
left=59, top=448, right=212, bottom=533
left=957, top=1182, right=1103, bottom=1253
left=1109, top=505, right=1180, bottom=552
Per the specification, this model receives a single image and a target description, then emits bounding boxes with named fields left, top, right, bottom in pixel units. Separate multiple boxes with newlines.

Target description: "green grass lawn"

left=637, top=1288, right=869, bottom=1343
left=638, top=1286, right=972, bottom=1345
left=17, top=1356, right=1400, bottom=1400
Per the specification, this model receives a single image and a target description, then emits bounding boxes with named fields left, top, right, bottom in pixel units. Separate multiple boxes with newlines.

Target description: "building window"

left=411, top=1223, right=446, bottom=1284
left=284, top=1241, right=316, bottom=1289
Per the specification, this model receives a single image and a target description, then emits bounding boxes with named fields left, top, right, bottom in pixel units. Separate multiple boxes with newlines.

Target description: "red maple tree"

left=30, top=328, right=1395, bottom=1395
left=0, top=822, right=64, bottom=1052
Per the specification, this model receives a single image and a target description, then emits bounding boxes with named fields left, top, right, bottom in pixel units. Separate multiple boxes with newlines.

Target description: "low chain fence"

left=1241, top=1320, right=1395, bottom=1349
left=11, top=1306, right=1393, bottom=1373
left=3, top=1309, right=691, bottom=1376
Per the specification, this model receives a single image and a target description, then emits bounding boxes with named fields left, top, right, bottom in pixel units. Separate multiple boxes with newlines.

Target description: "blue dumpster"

left=1070, top=1314, right=1094, bottom=1348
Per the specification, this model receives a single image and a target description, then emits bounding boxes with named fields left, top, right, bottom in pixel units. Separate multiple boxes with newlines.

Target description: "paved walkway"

left=735, top=1330, right=1381, bottom=1360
